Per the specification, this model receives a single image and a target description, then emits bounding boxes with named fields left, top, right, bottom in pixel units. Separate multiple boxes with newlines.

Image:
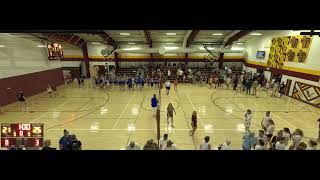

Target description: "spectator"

left=254, top=130, right=268, bottom=149
left=59, top=129, right=70, bottom=150
left=143, top=139, right=158, bottom=150
left=282, top=127, right=291, bottom=147
left=66, top=134, right=82, bottom=150
left=261, top=111, right=271, bottom=131
left=125, top=141, right=141, bottom=150
left=255, top=139, right=266, bottom=150
left=295, top=142, right=307, bottom=150
left=200, top=136, right=212, bottom=150
left=163, top=140, right=178, bottom=150
left=47, top=84, right=53, bottom=97
left=159, top=134, right=169, bottom=150
left=42, top=139, right=56, bottom=150
left=219, top=139, right=231, bottom=150
left=290, top=128, right=304, bottom=150
left=306, top=140, right=317, bottom=150
left=242, top=132, right=255, bottom=150
left=275, top=137, right=286, bottom=150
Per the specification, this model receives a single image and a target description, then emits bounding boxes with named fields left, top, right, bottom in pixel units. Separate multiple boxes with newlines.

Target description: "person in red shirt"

left=190, top=111, right=198, bottom=136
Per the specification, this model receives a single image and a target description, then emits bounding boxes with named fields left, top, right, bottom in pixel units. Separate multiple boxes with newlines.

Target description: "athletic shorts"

left=166, top=86, right=170, bottom=90
left=266, top=134, right=273, bottom=139
left=18, top=98, right=25, bottom=102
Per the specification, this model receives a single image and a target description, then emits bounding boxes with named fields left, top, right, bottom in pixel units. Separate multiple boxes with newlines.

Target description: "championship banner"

left=267, top=35, right=313, bottom=69
left=292, top=82, right=320, bottom=108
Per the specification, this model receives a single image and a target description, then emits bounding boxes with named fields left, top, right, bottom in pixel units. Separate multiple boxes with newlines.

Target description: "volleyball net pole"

left=156, top=71, right=162, bottom=146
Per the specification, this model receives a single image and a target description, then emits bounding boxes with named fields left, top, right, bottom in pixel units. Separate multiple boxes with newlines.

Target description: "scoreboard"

left=1, top=123, right=44, bottom=148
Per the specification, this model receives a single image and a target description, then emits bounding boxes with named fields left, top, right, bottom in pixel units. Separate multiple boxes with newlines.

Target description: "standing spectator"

left=261, top=111, right=272, bottom=131
left=275, top=137, right=286, bottom=150
left=282, top=127, right=291, bottom=147
left=265, top=120, right=275, bottom=148
left=81, top=76, right=85, bottom=87
left=200, top=136, right=212, bottom=150
left=47, top=84, right=53, bottom=97
left=306, top=140, right=317, bottom=150
left=190, top=111, right=198, bottom=136
left=125, top=141, right=141, bottom=150
left=244, top=109, right=253, bottom=132
left=290, top=129, right=304, bottom=150
left=52, top=84, right=58, bottom=97
left=127, top=78, right=133, bottom=90
left=163, top=140, right=178, bottom=150
left=59, top=129, right=70, bottom=150
left=159, top=134, right=169, bottom=150
left=67, top=134, right=82, bottom=150
left=17, top=90, right=27, bottom=112
left=77, top=77, right=81, bottom=88
left=279, top=82, right=286, bottom=98
left=254, top=130, right=268, bottom=149
left=167, top=103, right=176, bottom=128
left=295, top=142, right=307, bottom=150
left=208, top=75, right=213, bottom=89
left=42, top=139, right=56, bottom=150
left=271, top=82, right=280, bottom=97
left=233, top=76, right=239, bottom=91
left=255, top=139, right=267, bottom=150
left=252, top=79, right=259, bottom=96
left=225, top=75, right=231, bottom=89
left=245, top=78, right=252, bottom=95
left=242, top=132, right=255, bottom=150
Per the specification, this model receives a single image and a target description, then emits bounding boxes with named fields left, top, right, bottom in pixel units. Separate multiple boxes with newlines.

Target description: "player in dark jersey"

left=190, top=111, right=198, bottom=136
left=17, top=90, right=27, bottom=111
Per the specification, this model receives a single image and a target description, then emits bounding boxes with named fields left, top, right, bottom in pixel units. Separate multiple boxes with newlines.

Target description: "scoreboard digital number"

left=1, top=123, right=44, bottom=148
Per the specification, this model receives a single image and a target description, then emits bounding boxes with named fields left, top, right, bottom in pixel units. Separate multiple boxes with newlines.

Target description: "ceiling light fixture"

left=250, top=33, right=262, bottom=36
left=212, top=33, right=223, bottom=36
left=128, top=42, right=136, bottom=45
left=91, top=42, right=101, bottom=45
left=0, top=45, right=5, bottom=47
left=166, top=42, right=174, bottom=44
left=166, top=33, right=176, bottom=36
left=231, top=47, right=245, bottom=51
left=37, top=45, right=47, bottom=47
left=120, top=33, right=131, bottom=36
left=164, top=47, right=179, bottom=50
left=123, top=47, right=140, bottom=51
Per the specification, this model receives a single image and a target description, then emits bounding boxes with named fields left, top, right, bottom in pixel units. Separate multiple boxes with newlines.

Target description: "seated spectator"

left=42, top=139, right=56, bottom=150
left=163, top=140, right=178, bottom=150
left=143, top=139, right=158, bottom=150
left=125, top=141, right=141, bottom=150
left=306, top=140, right=317, bottom=150
left=295, top=142, right=307, bottom=150
left=219, top=139, right=231, bottom=150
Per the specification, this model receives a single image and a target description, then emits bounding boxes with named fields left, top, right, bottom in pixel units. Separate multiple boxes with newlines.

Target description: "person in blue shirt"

left=137, top=77, right=143, bottom=91
left=59, top=129, right=70, bottom=150
left=151, top=94, right=158, bottom=117
left=127, top=78, right=133, bottom=90
left=242, top=131, right=255, bottom=150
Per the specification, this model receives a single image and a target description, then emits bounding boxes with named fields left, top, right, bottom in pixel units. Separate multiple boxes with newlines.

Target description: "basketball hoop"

left=205, top=53, right=219, bottom=63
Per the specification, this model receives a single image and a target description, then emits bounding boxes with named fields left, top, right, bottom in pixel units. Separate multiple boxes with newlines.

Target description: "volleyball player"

left=244, top=109, right=252, bottom=132
left=165, top=80, right=171, bottom=95
left=174, top=79, right=178, bottom=91
left=52, top=84, right=58, bottom=97
left=200, top=136, right=211, bottom=150
left=261, top=111, right=271, bottom=131
left=167, top=103, right=176, bottom=128
left=190, top=111, right=197, bottom=136
left=151, top=94, right=158, bottom=117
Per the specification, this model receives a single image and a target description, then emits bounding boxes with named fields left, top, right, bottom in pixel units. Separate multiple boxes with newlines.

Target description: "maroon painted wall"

left=0, top=68, right=64, bottom=107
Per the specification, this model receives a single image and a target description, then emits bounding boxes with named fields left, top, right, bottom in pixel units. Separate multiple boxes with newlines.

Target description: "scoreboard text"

left=1, top=123, right=44, bottom=148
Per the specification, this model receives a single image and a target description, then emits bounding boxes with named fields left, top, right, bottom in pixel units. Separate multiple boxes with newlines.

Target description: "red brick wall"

left=0, top=68, right=64, bottom=107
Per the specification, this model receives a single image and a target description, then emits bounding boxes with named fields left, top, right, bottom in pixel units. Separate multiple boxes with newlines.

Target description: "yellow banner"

left=267, top=35, right=312, bottom=69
